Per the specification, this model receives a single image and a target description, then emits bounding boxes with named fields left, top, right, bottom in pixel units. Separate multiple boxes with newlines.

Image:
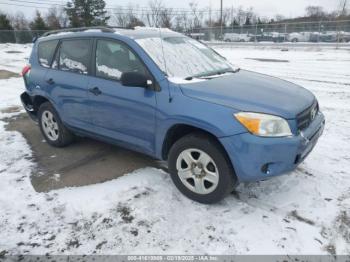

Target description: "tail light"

left=21, top=64, right=31, bottom=77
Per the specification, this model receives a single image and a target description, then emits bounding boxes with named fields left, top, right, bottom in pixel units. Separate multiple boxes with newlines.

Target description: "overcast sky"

left=107, top=0, right=339, bottom=18
left=0, top=0, right=341, bottom=19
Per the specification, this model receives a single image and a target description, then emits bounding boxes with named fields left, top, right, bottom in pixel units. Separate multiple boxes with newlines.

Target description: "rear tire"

left=168, top=133, right=236, bottom=204
left=38, top=102, right=74, bottom=147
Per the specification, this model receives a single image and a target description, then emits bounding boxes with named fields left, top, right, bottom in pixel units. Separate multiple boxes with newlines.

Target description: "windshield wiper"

left=184, top=68, right=240, bottom=81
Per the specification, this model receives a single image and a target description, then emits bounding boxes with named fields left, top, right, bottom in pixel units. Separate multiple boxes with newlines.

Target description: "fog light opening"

left=261, top=163, right=271, bottom=175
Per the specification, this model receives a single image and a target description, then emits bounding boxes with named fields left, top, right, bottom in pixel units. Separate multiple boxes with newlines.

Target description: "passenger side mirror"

left=120, top=72, right=152, bottom=88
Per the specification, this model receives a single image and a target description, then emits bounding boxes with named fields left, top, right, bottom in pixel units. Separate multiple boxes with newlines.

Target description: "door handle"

left=46, top=78, right=55, bottom=85
left=89, top=87, right=102, bottom=96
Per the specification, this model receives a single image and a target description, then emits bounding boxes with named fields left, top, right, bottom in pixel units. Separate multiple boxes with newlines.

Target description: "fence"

left=1, top=19, right=350, bottom=44
left=0, top=30, right=47, bottom=44
left=187, top=20, right=350, bottom=42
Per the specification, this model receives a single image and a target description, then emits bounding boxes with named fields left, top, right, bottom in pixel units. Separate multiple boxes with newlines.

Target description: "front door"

left=87, top=39, right=157, bottom=155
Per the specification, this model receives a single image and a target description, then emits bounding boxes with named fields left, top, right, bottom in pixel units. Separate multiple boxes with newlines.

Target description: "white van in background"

left=223, top=33, right=251, bottom=42
left=287, top=32, right=312, bottom=42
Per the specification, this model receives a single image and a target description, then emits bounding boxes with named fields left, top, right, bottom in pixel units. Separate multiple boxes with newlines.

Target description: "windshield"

left=136, top=36, right=234, bottom=80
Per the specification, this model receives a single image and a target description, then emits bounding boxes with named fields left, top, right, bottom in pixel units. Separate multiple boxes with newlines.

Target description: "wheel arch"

left=165, top=124, right=239, bottom=202
left=32, top=95, right=50, bottom=113
left=161, top=123, right=228, bottom=162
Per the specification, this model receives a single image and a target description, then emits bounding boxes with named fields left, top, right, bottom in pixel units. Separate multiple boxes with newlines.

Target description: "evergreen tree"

left=65, top=0, right=110, bottom=27
left=30, top=11, right=49, bottom=31
left=0, top=13, right=16, bottom=43
left=0, top=13, right=13, bottom=30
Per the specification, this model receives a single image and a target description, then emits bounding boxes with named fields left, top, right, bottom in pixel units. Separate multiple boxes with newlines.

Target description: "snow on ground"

left=0, top=44, right=349, bottom=255
left=0, top=43, right=31, bottom=72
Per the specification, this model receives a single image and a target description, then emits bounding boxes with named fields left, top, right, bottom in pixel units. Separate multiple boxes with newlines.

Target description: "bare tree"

left=111, top=5, right=145, bottom=28
left=223, top=8, right=232, bottom=26
left=10, top=12, right=29, bottom=30
left=305, top=6, right=325, bottom=18
left=112, top=6, right=132, bottom=27
left=8, top=11, right=31, bottom=43
left=178, top=10, right=190, bottom=32
left=213, top=6, right=258, bottom=27
left=236, top=6, right=246, bottom=25
left=174, top=14, right=183, bottom=31
left=189, top=1, right=202, bottom=29
left=274, top=14, right=285, bottom=22
left=145, top=0, right=175, bottom=28
left=146, top=0, right=163, bottom=27
left=159, top=7, right=173, bottom=28
left=245, top=7, right=257, bottom=24
left=46, top=7, right=67, bottom=29
left=128, top=16, right=145, bottom=27
left=338, top=0, right=348, bottom=16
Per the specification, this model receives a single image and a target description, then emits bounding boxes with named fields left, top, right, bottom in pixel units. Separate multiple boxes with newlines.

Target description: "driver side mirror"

left=120, top=72, right=152, bottom=88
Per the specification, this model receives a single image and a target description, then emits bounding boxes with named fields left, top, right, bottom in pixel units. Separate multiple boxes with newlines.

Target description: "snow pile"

left=0, top=44, right=349, bottom=255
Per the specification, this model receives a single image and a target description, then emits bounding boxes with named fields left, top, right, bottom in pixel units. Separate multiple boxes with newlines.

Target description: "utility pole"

left=220, top=0, right=223, bottom=38
left=209, top=1, right=212, bottom=40
left=337, top=0, right=347, bottom=48
left=340, top=0, right=347, bottom=16
left=231, top=5, right=234, bottom=33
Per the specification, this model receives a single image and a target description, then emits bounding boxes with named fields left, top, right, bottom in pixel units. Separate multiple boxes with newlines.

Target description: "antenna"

left=158, top=27, right=173, bottom=103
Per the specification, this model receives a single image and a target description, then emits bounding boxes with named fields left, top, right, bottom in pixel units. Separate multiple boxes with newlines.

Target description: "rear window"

left=58, top=39, right=91, bottom=75
left=38, top=40, right=58, bottom=68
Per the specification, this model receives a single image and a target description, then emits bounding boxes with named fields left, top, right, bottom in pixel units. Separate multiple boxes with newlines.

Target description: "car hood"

left=179, top=70, right=315, bottom=119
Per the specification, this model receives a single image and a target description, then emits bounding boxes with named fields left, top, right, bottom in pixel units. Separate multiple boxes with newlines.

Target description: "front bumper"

left=220, top=112, right=325, bottom=182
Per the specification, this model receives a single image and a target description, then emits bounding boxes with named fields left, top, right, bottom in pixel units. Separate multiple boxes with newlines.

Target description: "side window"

left=38, top=40, right=58, bottom=68
left=95, top=39, right=147, bottom=81
left=58, top=39, right=91, bottom=75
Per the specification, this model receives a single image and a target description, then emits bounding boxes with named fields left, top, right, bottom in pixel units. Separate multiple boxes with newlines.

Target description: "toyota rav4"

left=20, top=27, right=325, bottom=203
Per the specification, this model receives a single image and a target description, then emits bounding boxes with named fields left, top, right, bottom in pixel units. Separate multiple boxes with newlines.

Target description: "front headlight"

left=234, top=112, right=292, bottom=137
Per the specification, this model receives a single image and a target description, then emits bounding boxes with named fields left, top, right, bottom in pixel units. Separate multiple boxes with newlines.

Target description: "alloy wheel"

left=41, top=110, right=59, bottom=141
left=176, top=148, right=219, bottom=195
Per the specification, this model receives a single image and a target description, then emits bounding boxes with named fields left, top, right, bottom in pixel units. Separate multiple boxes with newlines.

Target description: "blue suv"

left=21, top=27, right=325, bottom=203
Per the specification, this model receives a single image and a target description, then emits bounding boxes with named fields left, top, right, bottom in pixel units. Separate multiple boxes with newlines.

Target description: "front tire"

left=168, top=133, right=236, bottom=204
left=38, top=102, right=74, bottom=147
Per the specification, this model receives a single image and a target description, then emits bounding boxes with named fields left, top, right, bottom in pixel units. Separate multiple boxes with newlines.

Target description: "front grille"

left=297, top=101, right=319, bottom=130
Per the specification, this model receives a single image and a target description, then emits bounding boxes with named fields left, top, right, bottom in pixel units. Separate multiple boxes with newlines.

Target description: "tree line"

left=0, top=0, right=349, bottom=43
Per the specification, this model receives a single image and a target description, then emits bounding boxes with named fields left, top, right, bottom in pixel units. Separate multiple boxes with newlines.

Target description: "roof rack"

left=41, top=26, right=133, bottom=37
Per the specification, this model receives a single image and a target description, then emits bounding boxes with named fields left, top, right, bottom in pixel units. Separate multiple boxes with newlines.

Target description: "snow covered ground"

left=0, top=43, right=349, bottom=255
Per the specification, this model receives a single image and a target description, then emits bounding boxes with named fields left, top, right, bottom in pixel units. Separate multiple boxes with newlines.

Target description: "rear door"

left=44, top=38, right=93, bottom=129
left=27, top=40, right=58, bottom=94
left=87, top=38, right=157, bottom=155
